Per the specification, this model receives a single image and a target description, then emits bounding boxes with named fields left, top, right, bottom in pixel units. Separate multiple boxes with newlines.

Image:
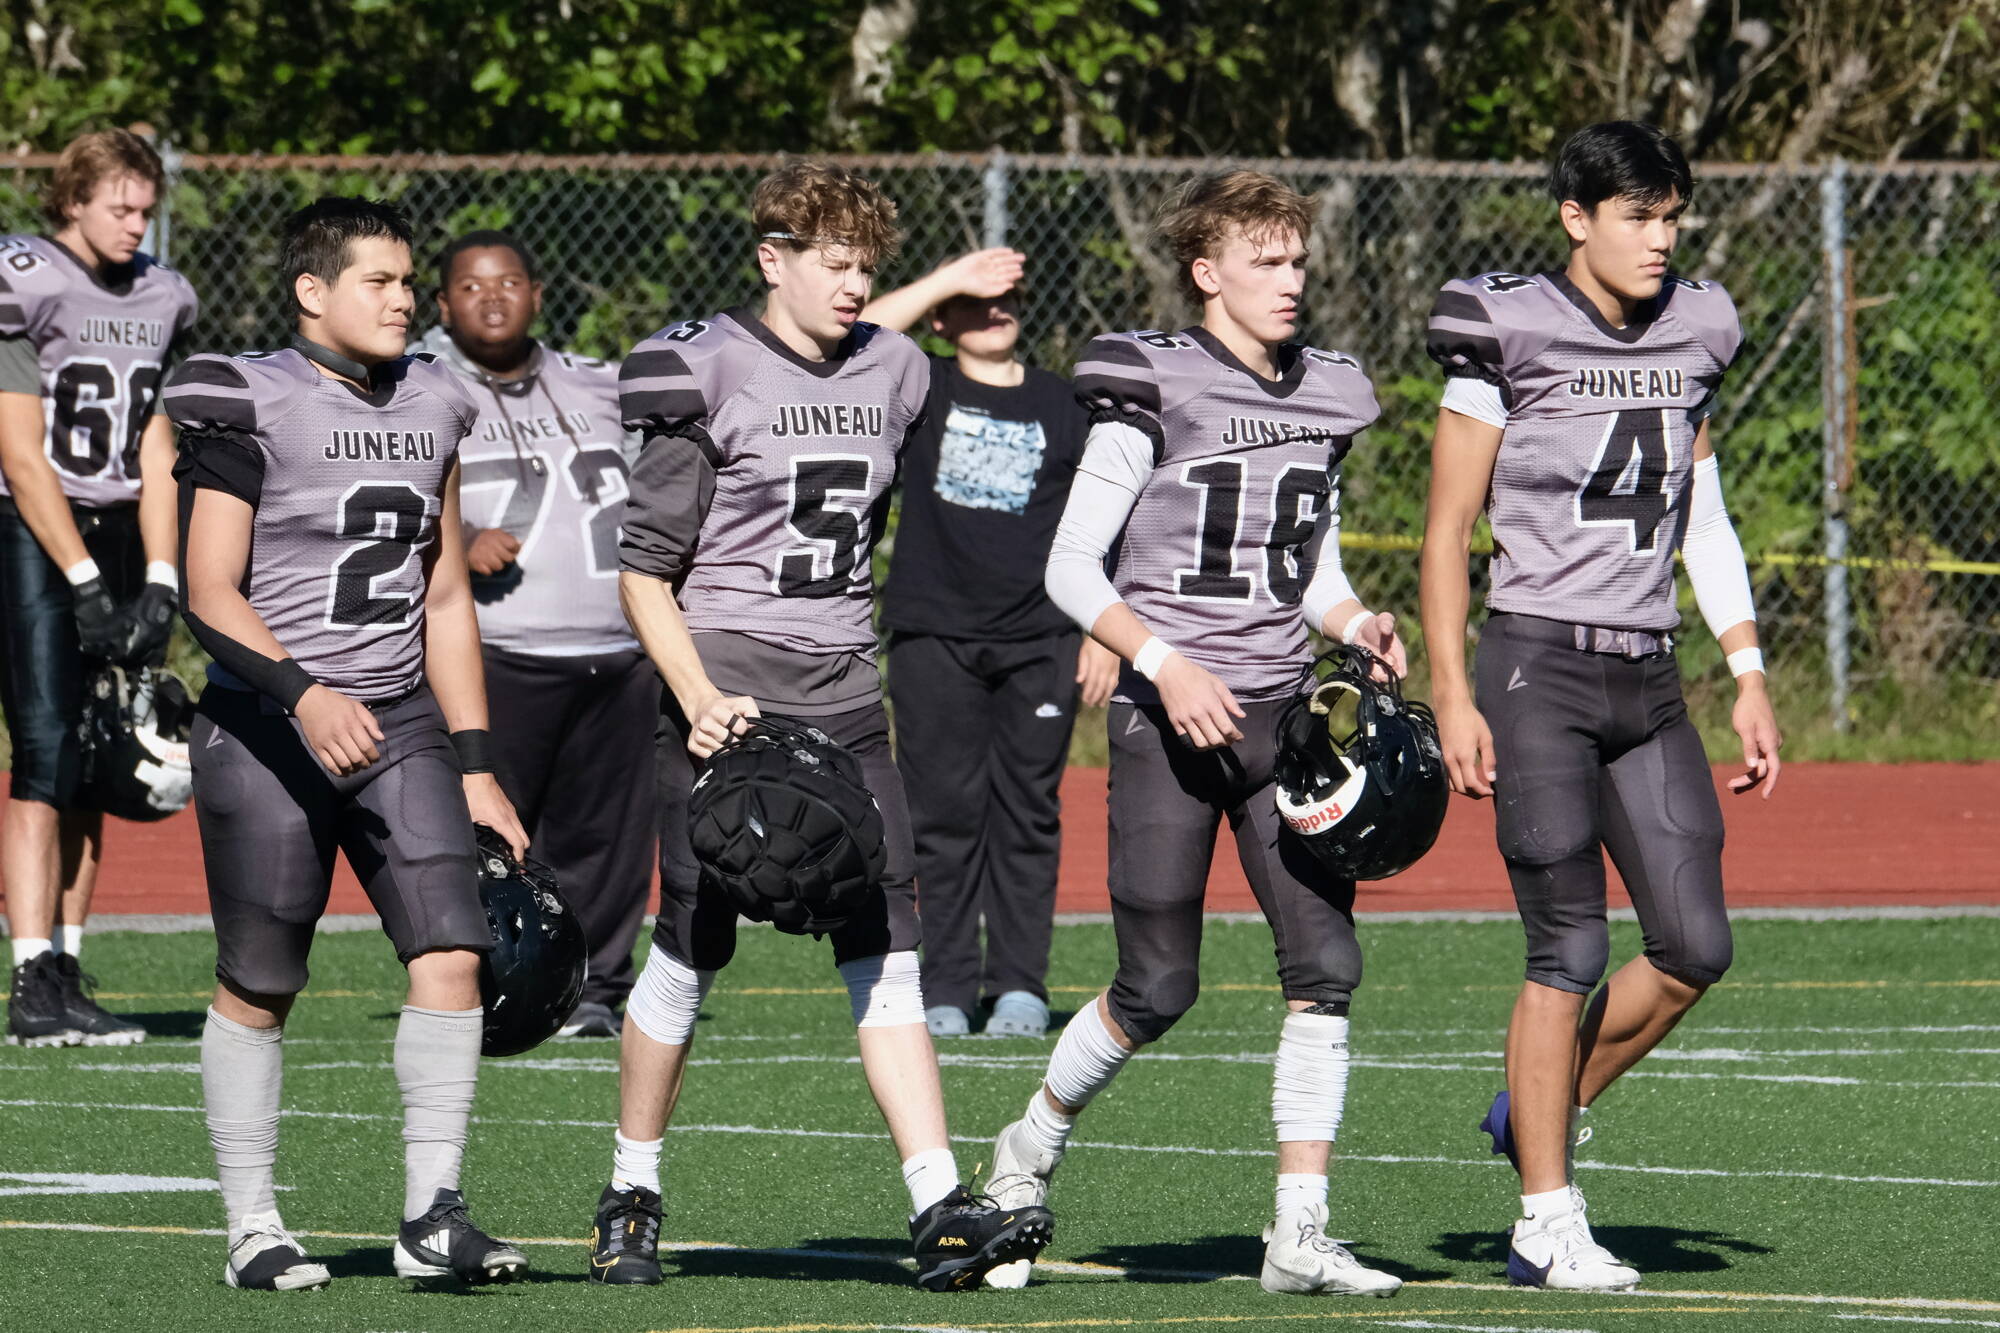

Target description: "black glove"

left=72, top=577, right=124, bottom=660
left=120, top=582, right=178, bottom=666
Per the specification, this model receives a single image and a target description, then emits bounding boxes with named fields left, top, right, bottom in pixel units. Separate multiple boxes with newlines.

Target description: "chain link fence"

left=1, top=151, right=1992, bottom=744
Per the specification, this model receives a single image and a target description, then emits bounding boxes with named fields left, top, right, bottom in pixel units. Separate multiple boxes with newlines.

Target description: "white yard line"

left=4, top=1097, right=1994, bottom=1190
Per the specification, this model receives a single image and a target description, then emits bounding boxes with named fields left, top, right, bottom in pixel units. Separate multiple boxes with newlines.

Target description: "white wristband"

left=1133, top=636, right=1176, bottom=682
left=146, top=560, right=178, bottom=588
left=1726, top=647, right=1765, bottom=678
left=1339, top=608, right=1374, bottom=645
left=63, top=558, right=102, bottom=587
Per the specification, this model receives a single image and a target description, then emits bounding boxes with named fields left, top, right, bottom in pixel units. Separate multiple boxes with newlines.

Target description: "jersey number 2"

left=1575, top=409, right=1673, bottom=554
left=326, top=482, right=432, bottom=628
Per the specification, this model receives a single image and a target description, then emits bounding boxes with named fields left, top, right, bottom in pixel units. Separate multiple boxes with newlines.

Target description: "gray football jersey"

left=1427, top=270, right=1742, bottom=630
left=0, top=235, right=200, bottom=507
left=619, top=307, right=928, bottom=655
left=416, top=329, right=640, bottom=656
left=163, top=348, right=480, bottom=700
left=1073, top=327, right=1379, bottom=701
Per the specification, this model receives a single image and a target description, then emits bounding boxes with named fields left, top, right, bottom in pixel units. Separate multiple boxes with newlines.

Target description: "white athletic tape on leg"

left=626, top=950, right=715, bottom=1046
left=1272, top=1011, right=1350, bottom=1143
left=1043, top=1004, right=1133, bottom=1110
left=839, top=951, right=926, bottom=1028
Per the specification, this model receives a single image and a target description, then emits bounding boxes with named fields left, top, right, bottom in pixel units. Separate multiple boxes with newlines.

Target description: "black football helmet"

left=1273, top=644, right=1448, bottom=881
left=75, top=665, right=194, bottom=823
left=474, top=826, right=587, bottom=1057
left=687, top=716, right=886, bottom=937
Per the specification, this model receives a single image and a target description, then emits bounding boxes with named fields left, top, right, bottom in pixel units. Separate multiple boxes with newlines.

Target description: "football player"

left=165, top=197, right=531, bottom=1292
left=1419, top=121, right=1781, bottom=1291
left=593, top=161, right=1053, bottom=1291
left=0, top=129, right=197, bottom=1048
left=985, top=170, right=1408, bottom=1296
left=417, top=229, right=656, bottom=1038
left=860, top=248, right=1113, bottom=1040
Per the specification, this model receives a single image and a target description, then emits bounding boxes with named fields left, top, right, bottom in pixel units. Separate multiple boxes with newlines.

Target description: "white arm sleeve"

left=1044, top=422, right=1152, bottom=633
left=1440, top=376, right=1508, bottom=428
left=1300, top=465, right=1358, bottom=635
left=1682, top=453, right=1758, bottom=638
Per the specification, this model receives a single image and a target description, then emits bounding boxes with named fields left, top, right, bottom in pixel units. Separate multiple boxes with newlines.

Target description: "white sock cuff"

left=11, top=938, right=52, bottom=968
left=1521, top=1185, right=1571, bottom=1219
left=400, top=1004, right=482, bottom=1027
left=901, top=1146, right=959, bottom=1214
left=627, top=949, right=715, bottom=1046
left=205, top=1007, right=283, bottom=1045
left=1043, top=1005, right=1133, bottom=1110
left=839, top=950, right=926, bottom=1028
left=56, top=925, right=83, bottom=958
left=1272, top=1010, right=1352, bottom=1144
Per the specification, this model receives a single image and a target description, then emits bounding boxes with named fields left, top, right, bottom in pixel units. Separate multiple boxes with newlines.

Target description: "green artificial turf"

left=2, top=914, right=1996, bottom=1332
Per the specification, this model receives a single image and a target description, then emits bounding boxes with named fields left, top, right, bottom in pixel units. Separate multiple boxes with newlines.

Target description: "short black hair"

left=1549, top=122, right=1694, bottom=214
left=281, top=197, right=413, bottom=310
left=436, top=229, right=538, bottom=288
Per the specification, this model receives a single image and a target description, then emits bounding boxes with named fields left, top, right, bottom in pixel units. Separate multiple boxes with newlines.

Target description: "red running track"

left=22, top=763, right=1999, bottom=918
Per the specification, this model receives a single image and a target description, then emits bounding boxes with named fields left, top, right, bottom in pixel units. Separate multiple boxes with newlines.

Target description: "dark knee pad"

left=1107, top=964, right=1198, bottom=1045
left=1646, top=914, right=1733, bottom=989
left=1511, top=852, right=1612, bottom=995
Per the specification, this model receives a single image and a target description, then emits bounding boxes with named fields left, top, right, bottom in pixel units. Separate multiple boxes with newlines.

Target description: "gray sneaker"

left=925, top=1004, right=971, bottom=1037
left=559, top=1001, right=623, bottom=1038
left=984, top=991, right=1049, bottom=1038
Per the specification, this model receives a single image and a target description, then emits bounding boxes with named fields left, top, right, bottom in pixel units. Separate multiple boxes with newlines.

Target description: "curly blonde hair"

left=752, top=161, right=901, bottom=270
left=1157, top=170, right=1314, bottom=305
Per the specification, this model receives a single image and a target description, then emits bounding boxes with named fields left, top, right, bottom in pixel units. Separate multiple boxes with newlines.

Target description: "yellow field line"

left=8, top=1218, right=1998, bottom=1319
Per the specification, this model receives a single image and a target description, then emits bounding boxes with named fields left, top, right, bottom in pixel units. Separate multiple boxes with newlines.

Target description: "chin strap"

left=289, top=332, right=376, bottom=385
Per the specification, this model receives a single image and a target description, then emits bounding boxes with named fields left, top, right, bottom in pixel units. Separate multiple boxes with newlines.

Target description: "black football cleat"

left=51, top=953, right=146, bottom=1046
left=588, top=1182, right=664, bottom=1285
left=393, top=1188, right=527, bottom=1284
left=7, top=953, right=82, bottom=1047
left=910, top=1184, right=1054, bottom=1292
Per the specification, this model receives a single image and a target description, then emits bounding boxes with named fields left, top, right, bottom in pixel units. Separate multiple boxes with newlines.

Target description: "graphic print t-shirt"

left=879, top=356, right=1087, bottom=640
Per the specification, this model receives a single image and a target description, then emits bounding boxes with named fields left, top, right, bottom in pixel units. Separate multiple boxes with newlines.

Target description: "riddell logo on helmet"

left=1285, top=803, right=1345, bottom=834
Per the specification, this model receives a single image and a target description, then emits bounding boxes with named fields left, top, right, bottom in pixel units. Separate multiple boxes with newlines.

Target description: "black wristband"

left=451, top=728, right=495, bottom=775
left=271, top=659, right=319, bottom=711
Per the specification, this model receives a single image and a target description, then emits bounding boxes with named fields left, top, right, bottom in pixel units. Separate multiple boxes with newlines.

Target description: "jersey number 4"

left=1174, top=459, right=1326, bottom=605
left=1575, top=409, right=1674, bottom=554
left=776, top=455, right=874, bottom=597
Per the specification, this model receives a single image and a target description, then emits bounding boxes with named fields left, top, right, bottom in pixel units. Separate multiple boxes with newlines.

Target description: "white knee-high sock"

left=395, top=1005, right=483, bottom=1220
left=1272, top=1011, right=1350, bottom=1143
left=201, top=1008, right=284, bottom=1238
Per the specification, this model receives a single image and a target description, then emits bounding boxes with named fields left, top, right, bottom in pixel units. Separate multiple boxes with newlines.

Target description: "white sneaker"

left=1259, top=1203, right=1403, bottom=1297
left=926, top=1005, right=971, bottom=1037
left=1507, top=1191, right=1640, bottom=1291
left=224, top=1213, right=332, bottom=1291
left=981, top=1117, right=1063, bottom=1289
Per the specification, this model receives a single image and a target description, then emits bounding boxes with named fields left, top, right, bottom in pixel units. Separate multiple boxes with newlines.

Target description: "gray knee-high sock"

left=395, top=1005, right=483, bottom=1221
left=201, top=1007, right=284, bottom=1238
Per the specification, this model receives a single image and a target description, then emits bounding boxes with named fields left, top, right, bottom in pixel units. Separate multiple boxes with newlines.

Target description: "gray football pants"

left=1104, top=698, right=1362, bottom=1045
left=1476, top=612, right=1732, bottom=994
left=888, top=630, right=1078, bottom=1015
left=192, top=684, right=487, bottom=997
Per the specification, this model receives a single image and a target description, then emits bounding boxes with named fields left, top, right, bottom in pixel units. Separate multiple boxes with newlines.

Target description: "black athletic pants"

left=888, top=630, right=1079, bottom=1015
left=1476, top=613, right=1732, bottom=994
left=0, top=499, right=142, bottom=807
left=483, top=646, right=661, bottom=1009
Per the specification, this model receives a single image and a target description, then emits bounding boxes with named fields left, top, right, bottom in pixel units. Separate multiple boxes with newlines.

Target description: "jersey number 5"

left=1575, top=409, right=1674, bottom=554
left=776, top=455, right=874, bottom=597
left=1174, top=459, right=1326, bottom=605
